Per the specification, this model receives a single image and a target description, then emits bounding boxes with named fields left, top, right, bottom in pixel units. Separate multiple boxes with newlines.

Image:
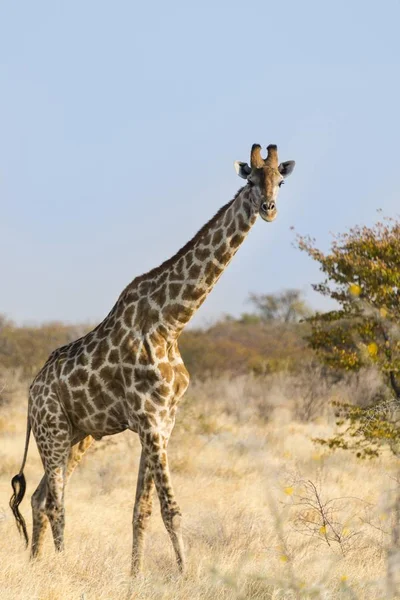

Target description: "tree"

left=248, top=289, right=312, bottom=323
left=298, top=216, right=400, bottom=457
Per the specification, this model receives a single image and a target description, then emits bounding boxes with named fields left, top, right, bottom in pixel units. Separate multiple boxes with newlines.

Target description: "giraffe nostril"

left=261, top=202, right=276, bottom=213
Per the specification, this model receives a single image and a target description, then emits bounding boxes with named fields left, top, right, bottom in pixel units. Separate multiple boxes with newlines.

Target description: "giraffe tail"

left=10, top=414, right=31, bottom=548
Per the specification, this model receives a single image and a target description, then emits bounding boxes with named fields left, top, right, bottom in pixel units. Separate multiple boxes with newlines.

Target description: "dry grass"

left=1, top=373, right=399, bottom=599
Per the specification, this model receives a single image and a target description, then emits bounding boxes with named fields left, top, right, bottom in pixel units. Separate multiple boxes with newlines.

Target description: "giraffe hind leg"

left=30, top=435, right=94, bottom=559
left=31, top=475, right=48, bottom=559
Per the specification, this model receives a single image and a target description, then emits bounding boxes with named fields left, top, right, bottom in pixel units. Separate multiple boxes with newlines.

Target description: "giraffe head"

left=234, top=144, right=295, bottom=222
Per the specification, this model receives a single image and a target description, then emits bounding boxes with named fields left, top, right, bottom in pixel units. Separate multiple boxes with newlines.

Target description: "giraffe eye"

left=279, top=180, right=284, bottom=187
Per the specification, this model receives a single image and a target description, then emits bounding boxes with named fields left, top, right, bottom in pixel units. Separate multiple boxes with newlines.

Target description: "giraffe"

left=10, top=143, right=295, bottom=574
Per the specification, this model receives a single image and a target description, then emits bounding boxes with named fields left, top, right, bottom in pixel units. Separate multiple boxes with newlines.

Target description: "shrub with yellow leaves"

left=297, top=216, right=400, bottom=457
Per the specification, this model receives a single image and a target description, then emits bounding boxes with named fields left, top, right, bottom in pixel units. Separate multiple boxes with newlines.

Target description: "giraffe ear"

left=278, top=160, right=296, bottom=178
left=234, top=161, right=251, bottom=179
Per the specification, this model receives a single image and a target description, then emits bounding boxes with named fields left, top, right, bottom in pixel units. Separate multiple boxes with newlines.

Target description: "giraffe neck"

left=119, top=185, right=260, bottom=341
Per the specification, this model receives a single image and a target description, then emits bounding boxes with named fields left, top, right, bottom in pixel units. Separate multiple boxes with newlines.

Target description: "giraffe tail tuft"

left=10, top=473, right=29, bottom=547
left=10, top=414, right=31, bottom=548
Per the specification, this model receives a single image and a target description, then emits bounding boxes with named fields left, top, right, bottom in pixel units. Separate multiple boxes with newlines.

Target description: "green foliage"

left=298, top=216, right=400, bottom=456
left=314, top=399, right=400, bottom=459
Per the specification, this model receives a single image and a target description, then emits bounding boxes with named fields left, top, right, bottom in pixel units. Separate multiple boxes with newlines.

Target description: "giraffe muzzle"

left=259, top=201, right=277, bottom=222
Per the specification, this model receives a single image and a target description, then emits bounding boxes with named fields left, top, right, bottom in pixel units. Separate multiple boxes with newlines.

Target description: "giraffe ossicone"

left=10, top=143, right=295, bottom=574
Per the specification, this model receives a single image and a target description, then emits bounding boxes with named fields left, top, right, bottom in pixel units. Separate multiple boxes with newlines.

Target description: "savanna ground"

left=1, top=372, right=399, bottom=599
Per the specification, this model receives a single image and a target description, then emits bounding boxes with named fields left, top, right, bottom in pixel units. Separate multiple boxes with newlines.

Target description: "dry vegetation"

left=1, top=370, right=400, bottom=599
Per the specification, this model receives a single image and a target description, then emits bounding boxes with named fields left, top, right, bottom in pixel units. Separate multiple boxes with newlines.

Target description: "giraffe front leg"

left=131, top=449, right=155, bottom=576
left=144, top=431, right=186, bottom=573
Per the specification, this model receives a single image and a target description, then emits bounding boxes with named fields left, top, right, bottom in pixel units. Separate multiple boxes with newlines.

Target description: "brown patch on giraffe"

left=62, top=360, right=75, bottom=377
left=152, top=384, right=170, bottom=405
left=69, top=368, right=89, bottom=387
left=181, top=284, right=204, bottom=302
left=122, top=365, right=133, bottom=387
left=59, top=380, right=72, bottom=407
left=134, top=369, right=159, bottom=393
left=144, top=399, right=157, bottom=413
left=108, top=405, right=123, bottom=422
left=139, top=308, right=160, bottom=334
left=195, top=247, right=209, bottom=262
left=92, top=392, right=114, bottom=411
left=99, top=365, right=114, bottom=382
left=91, top=339, right=110, bottom=371
left=201, top=233, right=211, bottom=246
left=99, top=365, right=124, bottom=396
left=127, top=391, right=142, bottom=411
left=86, top=402, right=95, bottom=416
left=242, top=201, right=252, bottom=220
left=214, top=243, right=231, bottom=264
left=111, top=326, right=125, bottom=347
left=157, top=323, right=173, bottom=344
left=107, top=375, right=124, bottom=397
left=30, top=383, right=41, bottom=396
left=72, top=388, right=88, bottom=404
left=154, top=346, right=165, bottom=359
left=156, top=271, right=168, bottom=285
left=121, top=336, right=140, bottom=362
left=184, top=253, right=193, bottom=269
left=86, top=341, right=97, bottom=354
left=88, top=374, right=103, bottom=399
left=188, top=264, right=201, bottom=279
left=212, top=229, right=223, bottom=246
left=158, top=362, right=173, bottom=383
left=173, top=364, right=189, bottom=397
left=230, top=233, right=244, bottom=249
left=47, top=399, right=58, bottom=414
left=108, top=348, right=120, bottom=364
left=75, top=352, right=89, bottom=367
left=226, top=219, right=236, bottom=237
left=75, top=403, right=89, bottom=420
left=203, top=262, right=221, bottom=286
left=105, top=416, right=120, bottom=430
left=137, top=342, right=150, bottom=366
left=123, top=305, right=135, bottom=328
left=68, top=341, right=81, bottom=354
left=236, top=212, right=251, bottom=232
left=139, top=280, right=152, bottom=295
left=93, top=412, right=106, bottom=427
left=165, top=303, right=191, bottom=324
left=135, top=298, right=158, bottom=331
left=149, top=330, right=165, bottom=346
left=173, top=257, right=185, bottom=275
left=169, top=283, right=181, bottom=300
left=123, top=289, right=139, bottom=304
left=151, top=286, right=167, bottom=308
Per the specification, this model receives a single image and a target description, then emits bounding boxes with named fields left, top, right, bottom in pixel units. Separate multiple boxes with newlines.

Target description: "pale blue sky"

left=1, top=1, right=400, bottom=326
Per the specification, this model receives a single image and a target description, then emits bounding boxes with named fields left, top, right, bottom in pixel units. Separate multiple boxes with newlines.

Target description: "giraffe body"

left=10, top=143, right=295, bottom=573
